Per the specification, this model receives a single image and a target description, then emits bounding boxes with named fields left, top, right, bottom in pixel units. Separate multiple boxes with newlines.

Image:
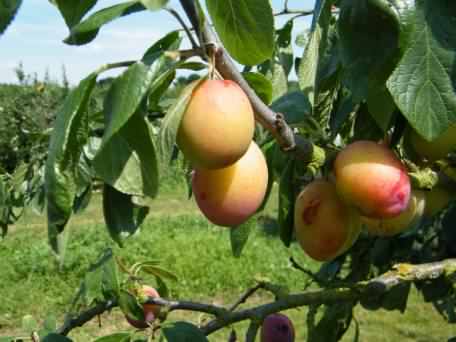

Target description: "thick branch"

left=55, top=259, right=456, bottom=337
left=178, top=0, right=313, bottom=159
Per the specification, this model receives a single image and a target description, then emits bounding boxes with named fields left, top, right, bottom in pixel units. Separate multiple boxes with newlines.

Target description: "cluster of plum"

left=177, top=79, right=456, bottom=263
left=177, top=79, right=269, bottom=227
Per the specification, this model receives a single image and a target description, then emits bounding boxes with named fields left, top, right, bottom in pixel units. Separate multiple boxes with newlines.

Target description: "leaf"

left=271, top=91, right=312, bottom=125
left=93, top=333, right=132, bottom=342
left=242, top=72, right=273, bottom=105
left=230, top=216, right=256, bottom=258
left=65, top=1, right=146, bottom=45
left=338, top=0, right=400, bottom=102
left=42, top=334, right=73, bottom=342
left=140, top=264, right=178, bottom=282
left=103, top=184, right=149, bottom=247
left=329, top=89, right=357, bottom=137
left=140, top=0, right=168, bottom=11
left=206, top=0, right=274, bottom=65
left=0, top=0, right=22, bottom=36
left=298, top=0, right=334, bottom=107
left=118, top=290, right=144, bottom=322
left=278, top=158, right=296, bottom=247
left=45, top=73, right=97, bottom=255
left=387, top=0, right=456, bottom=141
left=94, top=113, right=159, bottom=198
left=53, top=0, right=97, bottom=28
left=161, top=321, right=208, bottom=342
left=307, top=303, right=353, bottom=342
left=158, top=79, right=204, bottom=163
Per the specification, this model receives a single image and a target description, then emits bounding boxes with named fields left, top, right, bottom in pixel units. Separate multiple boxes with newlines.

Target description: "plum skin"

left=260, top=313, right=295, bottom=342
left=294, top=179, right=362, bottom=262
left=334, top=140, right=411, bottom=219
left=192, top=141, right=268, bottom=227
left=177, top=79, right=254, bottom=169
left=362, top=190, right=426, bottom=236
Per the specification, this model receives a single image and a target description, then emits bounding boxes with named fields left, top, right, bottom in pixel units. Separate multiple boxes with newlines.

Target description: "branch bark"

left=56, top=258, right=456, bottom=337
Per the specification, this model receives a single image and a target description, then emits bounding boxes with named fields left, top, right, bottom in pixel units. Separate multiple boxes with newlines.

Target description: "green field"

left=1, top=184, right=455, bottom=341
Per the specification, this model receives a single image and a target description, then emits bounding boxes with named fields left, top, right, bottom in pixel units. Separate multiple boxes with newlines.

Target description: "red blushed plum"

left=192, top=141, right=268, bottom=227
left=177, top=79, right=255, bottom=169
left=334, top=140, right=411, bottom=219
left=125, top=286, right=161, bottom=329
left=362, top=190, right=426, bottom=236
left=294, top=180, right=362, bottom=262
left=260, top=313, right=295, bottom=342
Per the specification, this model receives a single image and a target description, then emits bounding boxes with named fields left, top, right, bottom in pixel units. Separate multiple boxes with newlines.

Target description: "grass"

left=1, top=181, right=456, bottom=341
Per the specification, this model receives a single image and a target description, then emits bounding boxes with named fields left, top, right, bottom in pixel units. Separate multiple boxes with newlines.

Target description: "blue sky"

left=0, top=0, right=314, bottom=84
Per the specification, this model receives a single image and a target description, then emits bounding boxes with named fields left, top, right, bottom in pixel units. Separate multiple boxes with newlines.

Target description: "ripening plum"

left=260, top=313, right=295, bottom=342
left=334, top=140, right=411, bottom=219
left=294, top=180, right=362, bottom=262
left=362, top=190, right=425, bottom=236
left=407, top=125, right=456, bottom=161
left=125, top=286, right=161, bottom=329
left=177, top=79, right=254, bottom=169
left=192, top=141, right=268, bottom=227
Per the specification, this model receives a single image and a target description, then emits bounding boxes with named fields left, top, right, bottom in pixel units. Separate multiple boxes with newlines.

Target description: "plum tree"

left=177, top=79, right=255, bottom=169
left=334, top=140, right=411, bottom=219
left=294, top=179, right=362, bottom=262
left=362, top=190, right=426, bottom=236
left=260, top=313, right=295, bottom=342
left=406, top=125, right=456, bottom=161
left=125, top=286, right=161, bottom=329
left=192, top=141, right=268, bottom=227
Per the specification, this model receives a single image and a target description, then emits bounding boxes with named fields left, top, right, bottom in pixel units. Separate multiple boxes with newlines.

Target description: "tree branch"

left=177, top=0, right=316, bottom=161
left=55, top=259, right=456, bottom=337
left=57, top=300, right=117, bottom=336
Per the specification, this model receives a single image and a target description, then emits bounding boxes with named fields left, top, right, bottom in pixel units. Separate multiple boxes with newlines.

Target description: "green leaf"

left=53, top=0, right=97, bottom=28
left=278, top=158, right=296, bottom=247
left=94, top=112, right=159, bottom=198
left=45, top=73, right=97, bottom=255
left=206, top=0, right=274, bottom=65
left=140, top=0, right=168, bottom=11
left=161, top=321, right=208, bottom=342
left=73, top=249, right=120, bottom=306
left=0, top=0, right=22, bottom=36
left=141, top=264, right=178, bottom=282
left=387, top=0, right=456, bottom=141
left=271, top=91, right=311, bottom=125
left=65, top=1, right=146, bottom=45
left=329, top=89, right=357, bottom=137
left=118, top=290, right=144, bottom=322
left=298, top=0, right=334, bottom=107
left=338, top=0, right=400, bottom=102
left=158, top=78, right=204, bottom=163
left=307, top=303, right=353, bottom=342
left=93, top=333, right=132, bottom=342
left=42, top=334, right=73, bottom=342
left=242, top=72, right=273, bottom=105
left=230, top=216, right=256, bottom=258
left=102, top=184, right=149, bottom=247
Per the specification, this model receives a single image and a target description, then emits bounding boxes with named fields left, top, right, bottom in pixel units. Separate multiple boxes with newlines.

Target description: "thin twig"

left=245, top=320, right=261, bottom=342
left=274, top=9, right=314, bottom=17
left=228, top=283, right=265, bottom=312
left=165, top=7, right=199, bottom=49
